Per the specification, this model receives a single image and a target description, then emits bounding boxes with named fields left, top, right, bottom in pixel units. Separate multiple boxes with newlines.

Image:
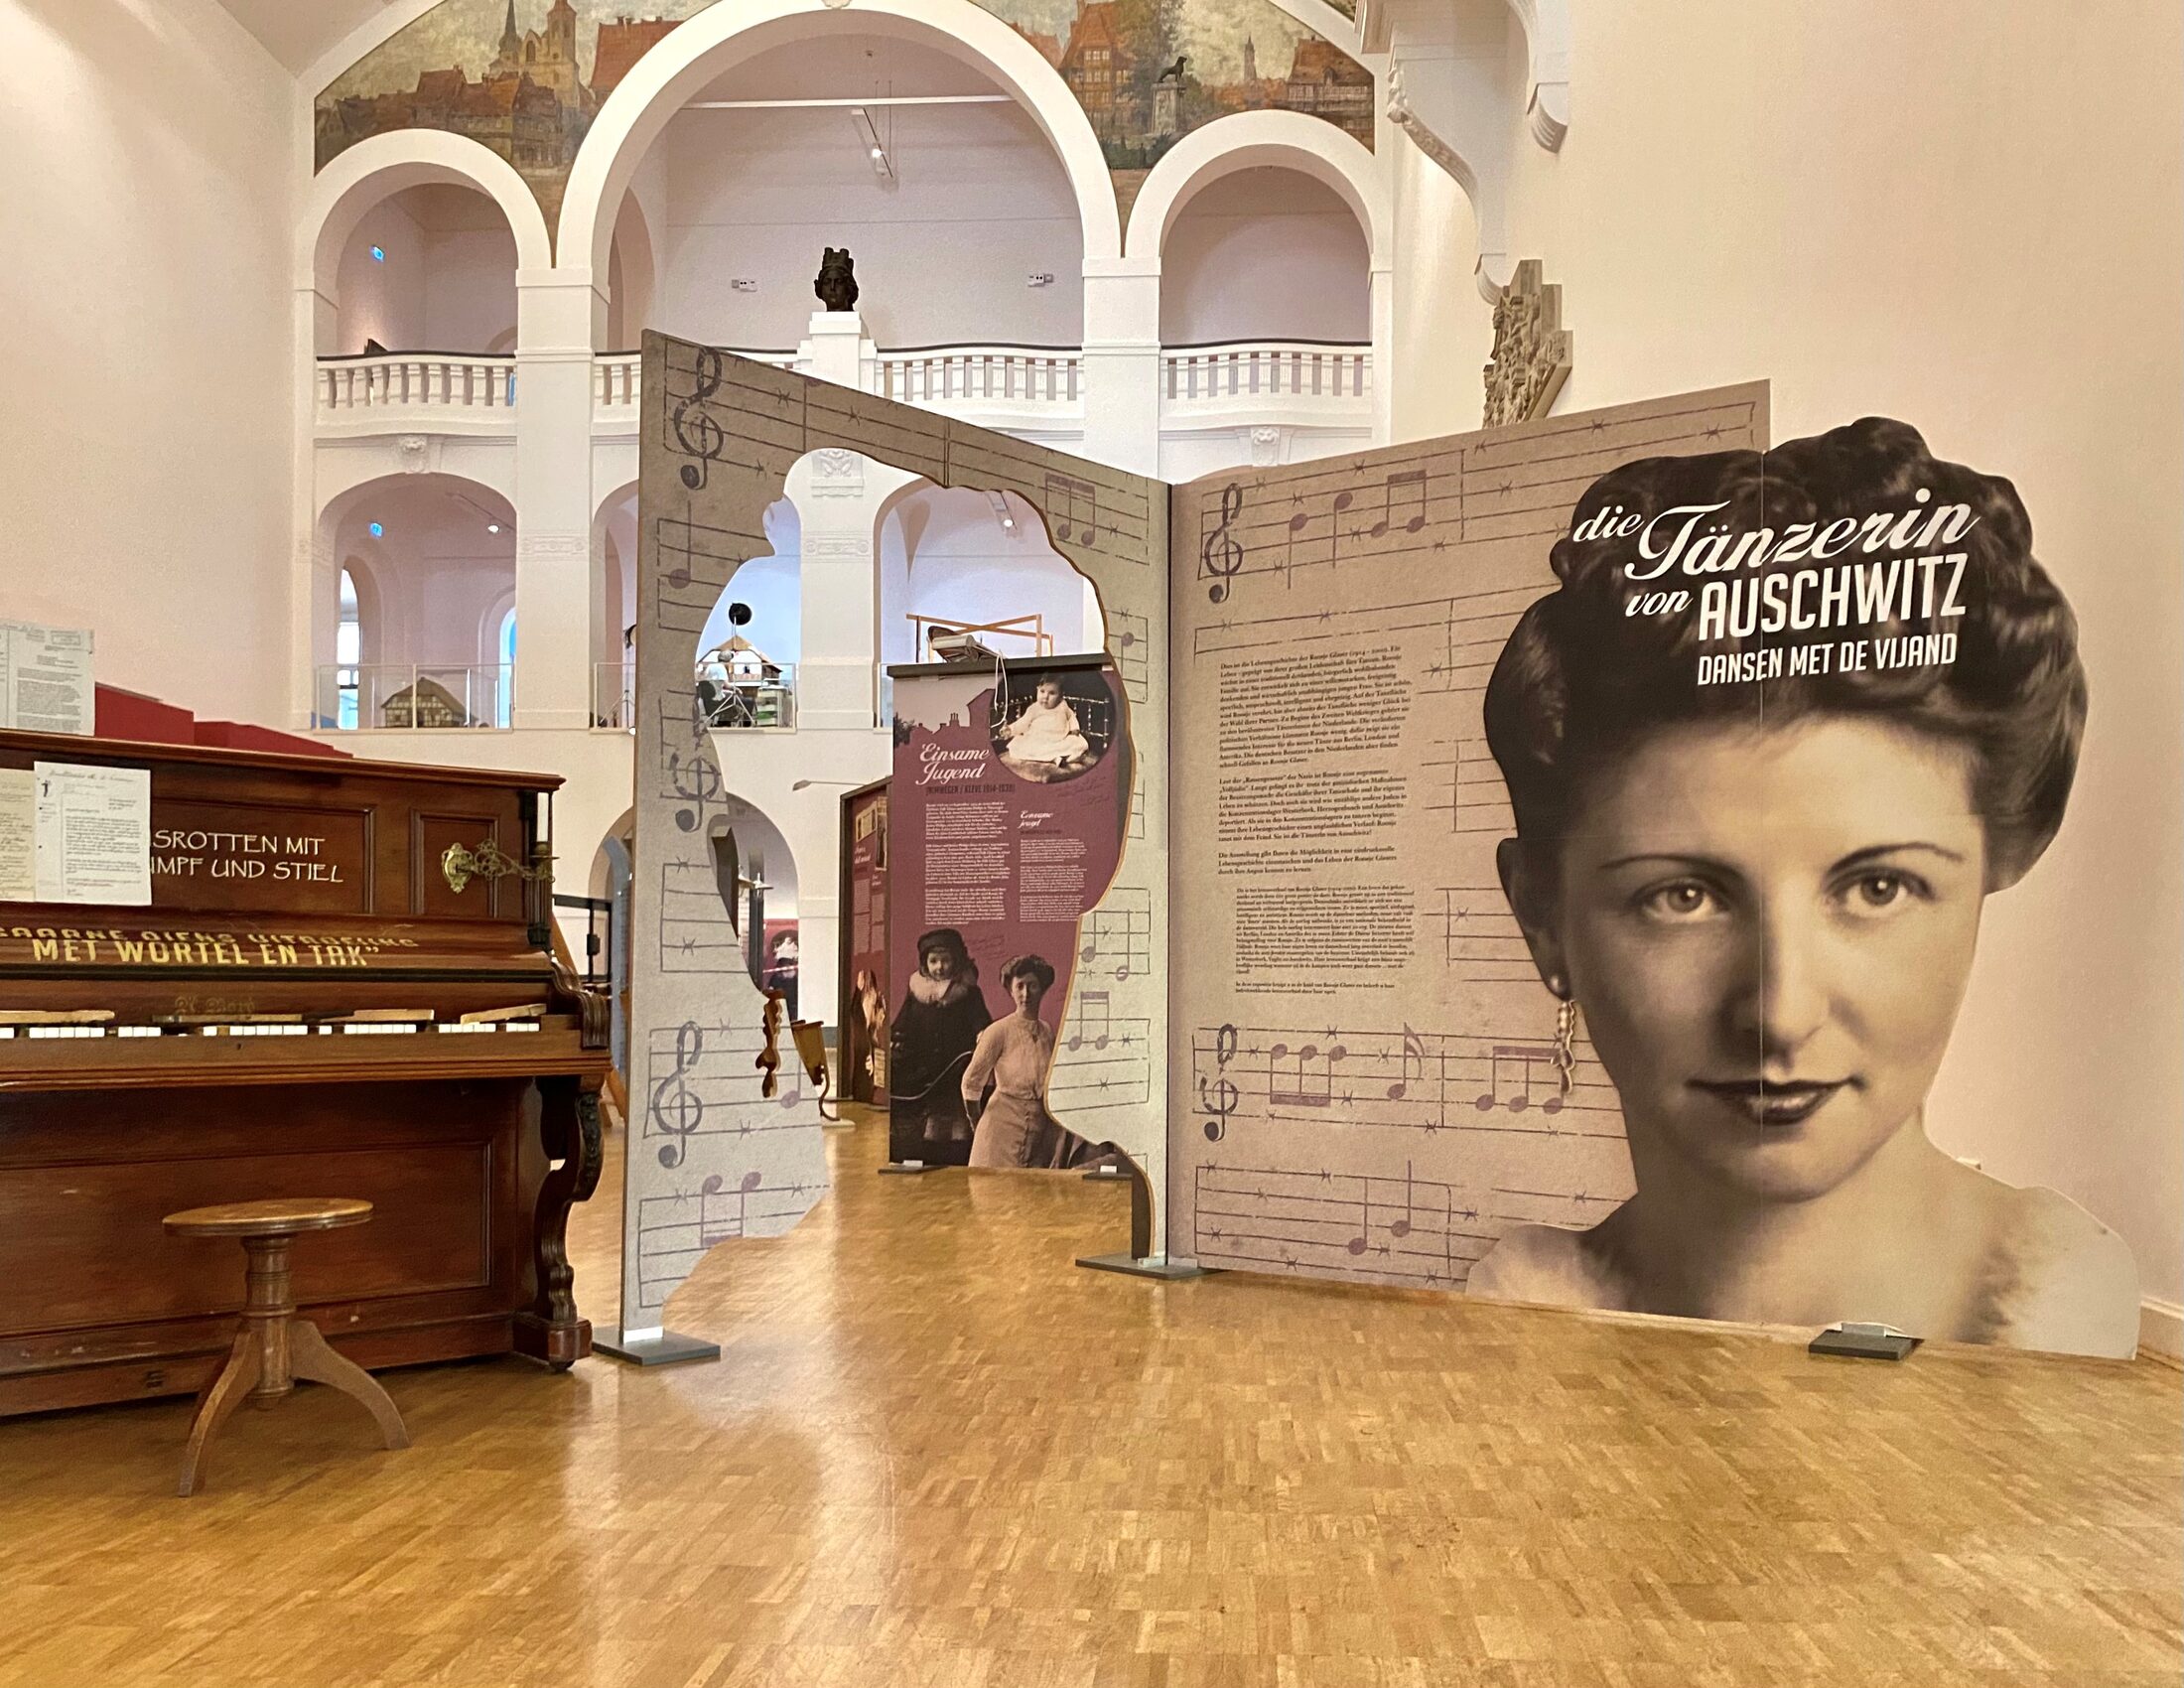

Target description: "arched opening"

left=593, top=481, right=642, bottom=727
left=694, top=497, right=801, bottom=728
left=492, top=602, right=518, bottom=728
left=879, top=484, right=1105, bottom=669
left=1160, top=167, right=1369, bottom=346
left=706, top=795, right=803, bottom=1016
left=333, top=183, right=519, bottom=355
left=631, top=33, right=1085, bottom=351
left=606, top=192, right=658, bottom=351
left=317, top=474, right=516, bottom=730
left=559, top=0, right=1123, bottom=341
left=335, top=567, right=366, bottom=729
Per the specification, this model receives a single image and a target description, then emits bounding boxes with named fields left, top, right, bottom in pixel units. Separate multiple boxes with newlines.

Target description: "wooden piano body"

left=0, top=731, right=611, bottom=1416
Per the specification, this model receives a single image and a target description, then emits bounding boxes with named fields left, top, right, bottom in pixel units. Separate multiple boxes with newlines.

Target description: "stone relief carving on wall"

left=1481, top=259, right=1570, bottom=429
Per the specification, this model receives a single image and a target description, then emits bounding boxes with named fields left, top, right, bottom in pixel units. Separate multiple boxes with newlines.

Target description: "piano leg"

left=514, top=1076, right=605, bottom=1369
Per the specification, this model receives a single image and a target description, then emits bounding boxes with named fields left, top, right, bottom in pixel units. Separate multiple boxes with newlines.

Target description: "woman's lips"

left=1689, top=1077, right=1848, bottom=1127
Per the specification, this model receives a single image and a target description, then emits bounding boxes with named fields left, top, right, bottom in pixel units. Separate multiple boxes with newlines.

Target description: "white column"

left=1370, top=262, right=1396, bottom=447
left=1080, top=256, right=1163, bottom=477
left=293, top=283, right=337, bottom=728
left=784, top=450, right=919, bottom=731
left=512, top=268, right=605, bottom=731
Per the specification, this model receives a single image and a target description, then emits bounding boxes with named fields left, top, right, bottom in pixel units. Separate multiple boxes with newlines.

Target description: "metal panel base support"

left=1077, top=1252, right=1213, bottom=1281
left=593, top=1326, right=722, bottom=1366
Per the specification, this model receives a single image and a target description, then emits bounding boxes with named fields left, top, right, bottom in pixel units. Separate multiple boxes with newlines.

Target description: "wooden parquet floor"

left=0, top=1108, right=2175, bottom=1688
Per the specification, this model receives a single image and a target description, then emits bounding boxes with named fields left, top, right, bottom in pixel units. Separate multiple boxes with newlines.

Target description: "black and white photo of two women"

left=1466, top=418, right=2142, bottom=1358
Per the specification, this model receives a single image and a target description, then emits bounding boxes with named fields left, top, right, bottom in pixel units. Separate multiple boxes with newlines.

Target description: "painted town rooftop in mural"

left=316, top=0, right=1374, bottom=230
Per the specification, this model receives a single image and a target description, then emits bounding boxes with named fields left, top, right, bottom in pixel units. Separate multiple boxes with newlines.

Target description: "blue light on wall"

left=369, top=245, right=385, bottom=262
left=368, top=521, right=384, bottom=537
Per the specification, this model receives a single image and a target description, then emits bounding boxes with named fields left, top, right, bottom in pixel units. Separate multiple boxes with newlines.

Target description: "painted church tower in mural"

left=492, top=0, right=585, bottom=105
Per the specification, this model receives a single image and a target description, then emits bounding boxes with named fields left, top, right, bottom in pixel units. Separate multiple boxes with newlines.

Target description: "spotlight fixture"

left=849, top=105, right=894, bottom=182
left=369, top=245, right=385, bottom=263
left=368, top=521, right=384, bottom=537
left=985, top=491, right=1016, bottom=532
left=486, top=522, right=501, bottom=534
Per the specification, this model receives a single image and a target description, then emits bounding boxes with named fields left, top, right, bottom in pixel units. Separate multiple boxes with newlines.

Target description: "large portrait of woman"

left=1466, top=418, right=2140, bottom=1358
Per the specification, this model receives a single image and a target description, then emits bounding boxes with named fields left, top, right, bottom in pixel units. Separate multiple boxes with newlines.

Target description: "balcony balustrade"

left=316, top=342, right=1369, bottom=436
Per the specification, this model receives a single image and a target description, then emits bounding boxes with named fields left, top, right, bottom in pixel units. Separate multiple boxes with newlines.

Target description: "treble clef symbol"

left=1197, top=1021, right=1239, bottom=1142
left=650, top=1021, right=705, bottom=1167
left=1201, top=484, right=1244, bottom=604
left=671, top=347, right=728, bottom=491
left=667, top=746, right=723, bottom=834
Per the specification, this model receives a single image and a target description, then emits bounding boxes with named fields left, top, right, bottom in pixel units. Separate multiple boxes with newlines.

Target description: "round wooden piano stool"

left=162, top=1197, right=410, bottom=1497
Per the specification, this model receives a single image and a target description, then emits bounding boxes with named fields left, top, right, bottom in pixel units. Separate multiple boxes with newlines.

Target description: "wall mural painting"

left=316, top=0, right=1375, bottom=236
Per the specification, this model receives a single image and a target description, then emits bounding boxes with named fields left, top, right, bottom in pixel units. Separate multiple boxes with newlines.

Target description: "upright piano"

left=0, top=730, right=612, bottom=1416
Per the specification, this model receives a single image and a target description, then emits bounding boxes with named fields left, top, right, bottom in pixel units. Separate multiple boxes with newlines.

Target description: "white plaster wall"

left=656, top=45, right=1086, bottom=350
left=1501, top=1, right=2184, bottom=1307
left=1160, top=169, right=1371, bottom=347
left=421, top=226, right=518, bottom=352
left=0, top=0, right=292, bottom=724
left=1388, top=130, right=1490, bottom=440
left=336, top=198, right=428, bottom=352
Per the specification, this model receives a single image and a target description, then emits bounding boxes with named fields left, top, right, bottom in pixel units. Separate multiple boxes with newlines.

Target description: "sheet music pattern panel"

left=625, top=339, right=831, bottom=1336
left=631, top=338, right=1173, bottom=1308
left=1165, top=383, right=1771, bottom=1285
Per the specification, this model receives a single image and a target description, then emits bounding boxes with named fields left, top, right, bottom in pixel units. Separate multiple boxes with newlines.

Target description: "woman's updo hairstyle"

left=1483, top=418, right=2085, bottom=886
left=1000, top=953, right=1056, bottom=992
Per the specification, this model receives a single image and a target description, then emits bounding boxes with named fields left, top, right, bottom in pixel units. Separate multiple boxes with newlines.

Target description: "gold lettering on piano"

left=150, top=828, right=345, bottom=885
left=8, top=925, right=420, bottom=968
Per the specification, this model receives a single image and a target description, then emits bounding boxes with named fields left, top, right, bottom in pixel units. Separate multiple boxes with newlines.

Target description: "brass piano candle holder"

left=441, top=837, right=550, bottom=896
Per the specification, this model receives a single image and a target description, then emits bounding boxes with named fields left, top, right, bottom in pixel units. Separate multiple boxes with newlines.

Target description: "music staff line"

left=1192, top=1019, right=1618, bottom=1141
left=1418, top=742, right=1513, bottom=836
left=1188, top=1160, right=1625, bottom=1286
left=1048, top=985, right=1154, bottom=1115
left=1188, top=586, right=1539, bottom=692
left=1076, top=886, right=1152, bottom=982
left=642, top=1021, right=809, bottom=1170
left=1188, top=397, right=1763, bottom=601
left=633, top=1170, right=826, bottom=1308
left=1434, top=886, right=1539, bottom=981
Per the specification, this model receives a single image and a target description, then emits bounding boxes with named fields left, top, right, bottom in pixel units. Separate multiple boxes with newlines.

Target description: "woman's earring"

left=1550, top=983, right=1578, bottom=1097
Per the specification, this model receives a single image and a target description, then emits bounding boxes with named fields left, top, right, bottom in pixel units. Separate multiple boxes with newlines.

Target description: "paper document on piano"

left=0, top=622, right=93, bottom=735
left=0, top=768, right=30, bottom=902
left=33, top=762, right=150, bottom=907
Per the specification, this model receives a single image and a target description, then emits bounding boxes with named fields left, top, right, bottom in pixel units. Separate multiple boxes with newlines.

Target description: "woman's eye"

left=1839, top=870, right=1928, bottom=914
left=1638, top=881, right=1717, bottom=919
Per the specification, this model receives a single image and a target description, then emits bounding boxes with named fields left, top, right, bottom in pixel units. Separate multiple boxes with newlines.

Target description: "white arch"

left=559, top=0, right=1122, bottom=289
left=300, top=129, right=554, bottom=297
left=1123, top=111, right=1391, bottom=266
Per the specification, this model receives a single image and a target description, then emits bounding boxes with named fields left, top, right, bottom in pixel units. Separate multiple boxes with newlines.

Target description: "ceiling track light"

left=849, top=105, right=894, bottom=182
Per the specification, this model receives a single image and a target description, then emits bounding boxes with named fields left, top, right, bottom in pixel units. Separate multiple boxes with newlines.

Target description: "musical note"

left=1376, top=470, right=1429, bottom=538
left=1269, top=1041, right=1347, bottom=1109
left=1201, top=484, right=1244, bottom=603
left=1066, top=989, right=1114, bottom=1053
left=670, top=347, right=728, bottom=491
left=1386, top=1024, right=1428, bottom=1101
left=1198, top=1021, right=1239, bottom=1142
left=1042, top=472, right=1098, bottom=544
left=1475, top=1044, right=1566, bottom=1115
left=649, top=1021, right=705, bottom=1167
